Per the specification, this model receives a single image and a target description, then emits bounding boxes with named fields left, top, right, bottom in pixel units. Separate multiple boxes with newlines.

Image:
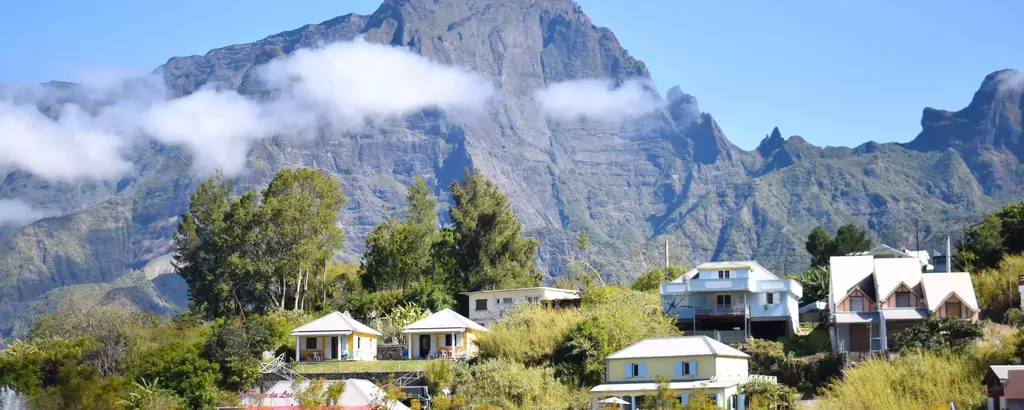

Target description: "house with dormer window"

left=829, top=248, right=979, bottom=354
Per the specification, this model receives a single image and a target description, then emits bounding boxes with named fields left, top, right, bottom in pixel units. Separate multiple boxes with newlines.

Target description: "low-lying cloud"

left=994, top=70, right=1024, bottom=95
left=534, top=78, right=663, bottom=123
left=0, top=37, right=496, bottom=180
left=0, top=199, right=57, bottom=226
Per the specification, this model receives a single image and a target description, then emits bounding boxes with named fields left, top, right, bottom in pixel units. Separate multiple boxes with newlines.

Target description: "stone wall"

left=377, top=344, right=404, bottom=360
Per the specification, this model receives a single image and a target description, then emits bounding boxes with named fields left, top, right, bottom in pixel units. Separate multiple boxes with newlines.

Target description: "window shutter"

left=674, top=361, right=683, bottom=377
left=681, top=393, right=689, bottom=405
left=624, top=363, right=632, bottom=378
left=638, top=363, right=647, bottom=377
left=689, top=360, right=697, bottom=376
left=715, top=393, right=722, bottom=406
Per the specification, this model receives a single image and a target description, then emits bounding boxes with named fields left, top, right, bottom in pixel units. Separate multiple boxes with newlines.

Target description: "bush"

left=476, top=303, right=582, bottom=366
left=816, top=351, right=985, bottom=410
left=131, top=342, right=220, bottom=410
left=423, top=360, right=457, bottom=394
left=892, top=316, right=983, bottom=353
left=447, top=359, right=587, bottom=409
left=741, top=381, right=799, bottom=410
left=553, top=286, right=679, bottom=386
left=736, top=339, right=844, bottom=395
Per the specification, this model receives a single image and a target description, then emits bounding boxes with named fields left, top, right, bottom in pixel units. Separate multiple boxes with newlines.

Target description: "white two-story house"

left=461, top=287, right=580, bottom=328
left=829, top=247, right=979, bottom=354
left=660, top=261, right=803, bottom=341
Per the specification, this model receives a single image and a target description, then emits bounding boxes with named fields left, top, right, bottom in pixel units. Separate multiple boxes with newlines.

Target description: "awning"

left=590, top=380, right=740, bottom=394
left=880, top=308, right=928, bottom=321
left=834, top=311, right=880, bottom=324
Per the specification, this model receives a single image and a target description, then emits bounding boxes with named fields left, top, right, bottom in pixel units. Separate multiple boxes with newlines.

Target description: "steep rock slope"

left=0, top=0, right=1021, bottom=335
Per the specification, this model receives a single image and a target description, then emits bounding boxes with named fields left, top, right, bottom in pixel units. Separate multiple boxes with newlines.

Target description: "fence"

left=692, top=330, right=746, bottom=344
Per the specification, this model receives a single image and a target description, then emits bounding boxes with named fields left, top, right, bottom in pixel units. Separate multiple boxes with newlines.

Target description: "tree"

left=892, top=316, right=982, bottom=352
left=362, top=176, right=440, bottom=293
left=805, top=224, right=871, bottom=267
left=795, top=266, right=829, bottom=305
left=958, top=201, right=1024, bottom=271
left=833, top=224, right=871, bottom=256
left=172, top=175, right=234, bottom=319
left=131, top=342, right=221, bottom=410
left=445, top=168, right=541, bottom=292
left=806, top=226, right=832, bottom=267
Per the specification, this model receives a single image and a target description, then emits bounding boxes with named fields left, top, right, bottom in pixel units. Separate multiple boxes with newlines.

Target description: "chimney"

left=900, top=245, right=906, bottom=253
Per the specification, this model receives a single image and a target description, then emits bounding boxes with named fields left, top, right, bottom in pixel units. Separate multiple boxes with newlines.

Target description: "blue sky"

left=1, top=0, right=1020, bottom=149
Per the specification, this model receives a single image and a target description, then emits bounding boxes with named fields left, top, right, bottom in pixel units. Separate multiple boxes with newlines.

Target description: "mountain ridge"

left=0, top=0, right=1021, bottom=336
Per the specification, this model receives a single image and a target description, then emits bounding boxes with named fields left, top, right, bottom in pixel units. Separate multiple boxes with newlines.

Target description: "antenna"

left=665, top=239, right=669, bottom=268
left=946, top=236, right=951, bottom=273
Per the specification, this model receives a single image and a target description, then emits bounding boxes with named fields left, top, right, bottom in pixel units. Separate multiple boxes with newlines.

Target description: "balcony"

left=694, top=304, right=748, bottom=316
left=660, top=278, right=753, bottom=294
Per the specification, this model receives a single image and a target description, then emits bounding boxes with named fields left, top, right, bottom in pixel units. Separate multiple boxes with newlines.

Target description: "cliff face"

left=0, top=0, right=1020, bottom=335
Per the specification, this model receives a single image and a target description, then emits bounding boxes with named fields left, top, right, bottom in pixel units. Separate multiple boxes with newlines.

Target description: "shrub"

left=553, top=286, right=679, bottom=386
left=448, top=359, right=587, bottom=409
left=423, top=360, right=457, bottom=394
left=816, top=351, right=985, bottom=410
left=476, top=303, right=582, bottom=366
left=736, top=339, right=844, bottom=395
left=892, top=316, right=983, bottom=353
left=741, top=381, right=799, bottom=410
left=131, top=342, right=220, bottom=410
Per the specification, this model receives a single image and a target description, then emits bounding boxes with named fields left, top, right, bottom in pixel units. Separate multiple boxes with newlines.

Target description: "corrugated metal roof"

left=921, top=272, right=980, bottom=311
left=606, top=336, right=749, bottom=359
left=401, top=308, right=487, bottom=333
left=290, top=312, right=381, bottom=336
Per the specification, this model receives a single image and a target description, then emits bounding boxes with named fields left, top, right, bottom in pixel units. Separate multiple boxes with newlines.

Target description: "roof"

left=590, top=380, right=743, bottom=393
left=460, top=287, right=580, bottom=296
left=921, top=272, right=979, bottom=311
left=859, top=244, right=916, bottom=259
left=990, top=366, right=1024, bottom=383
left=401, top=308, right=487, bottom=333
left=606, top=336, right=749, bottom=360
left=799, top=301, right=827, bottom=313
left=248, top=379, right=410, bottom=409
left=829, top=255, right=875, bottom=307
left=670, top=260, right=780, bottom=282
left=834, top=311, right=881, bottom=324
left=290, top=312, right=381, bottom=336
left=879, top=308, right=928, bottom=321
left=873, top=257, right=923, bottom=302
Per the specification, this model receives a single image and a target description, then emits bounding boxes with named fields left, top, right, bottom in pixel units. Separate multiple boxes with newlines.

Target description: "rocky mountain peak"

left=757, top=126, right=786, bottom=156
left=667, top=85, right=700, bottom=129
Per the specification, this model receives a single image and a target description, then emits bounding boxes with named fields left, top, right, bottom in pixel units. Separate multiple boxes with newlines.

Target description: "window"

left=718, top=270, right=731, bottom=279
left=674, top=360, right=695, bottom=376
left=716, top=294, right=732, bottom=307
left=502, top=297, right=513, bottom=304
left=624, top=362, right=647, bottom=378
left=305, top=337, right=317, bottom=349
left=765, top=293, right=776, bottom=305
left=895, top=291, right=911, bottom=308
left=475, top=299, right=488, bottom=311
left=445, top=334, right=453, bottom=347
left=357, top=337, right=361, bottom=349
left=946, top=301, right=962, bottom=318
left=848, top=296, right=865, bottom=312
left=527, top=296, right=539, bottom=303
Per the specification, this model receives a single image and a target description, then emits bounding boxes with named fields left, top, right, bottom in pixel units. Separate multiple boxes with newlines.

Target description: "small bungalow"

left=290, top=311, right=381, bottom=362
left=983, top=365, right=1024, bottom=410
left=401, top=308, right=487, bottom=359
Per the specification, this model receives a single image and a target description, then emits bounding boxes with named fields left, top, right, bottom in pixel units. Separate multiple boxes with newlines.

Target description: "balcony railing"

left=694, top=305, right=747, bottom=316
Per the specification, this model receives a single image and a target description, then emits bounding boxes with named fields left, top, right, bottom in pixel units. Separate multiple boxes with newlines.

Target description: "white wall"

left=467, top=288, right=578, bottom=322
left=714, top=357, right=749, bottom=378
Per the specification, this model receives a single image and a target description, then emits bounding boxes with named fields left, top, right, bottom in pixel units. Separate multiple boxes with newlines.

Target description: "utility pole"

left=665, top=239, right=669, bottom=269
left=946, top=236, right=952, bottom=273
left=914, top=219, right=921, bottom=253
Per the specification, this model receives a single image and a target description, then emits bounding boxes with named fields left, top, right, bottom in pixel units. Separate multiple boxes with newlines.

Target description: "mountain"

left=0, top=0, right=1021, bottom=336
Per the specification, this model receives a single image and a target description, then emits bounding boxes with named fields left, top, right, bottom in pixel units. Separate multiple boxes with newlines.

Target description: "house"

left=290, top=311, right=381, bottom=361
left=401, top=308, right=487, bottom=359
left=461, top=287, right=580, bottom=327
left=984, top=365, right=1024, bottom=410
left=660, top=261, right=803, bottom=341
left=588, top=336, right=776, bottom=410
left=828, top=250, right=979, bottom=354
left=798, top=301, right=827, bottom=323
left=234, top=379, right=411, bottom=409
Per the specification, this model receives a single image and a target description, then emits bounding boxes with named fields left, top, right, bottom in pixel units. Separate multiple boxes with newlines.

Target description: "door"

left=849, top=324, right=869, bottom=352
left=329, top=336, right=339, bottom=359
left=419, top=335, right=431, bottom=358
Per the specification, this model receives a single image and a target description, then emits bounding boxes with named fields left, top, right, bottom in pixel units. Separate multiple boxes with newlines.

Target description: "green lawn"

left=293, top=359, right=433, bottom=374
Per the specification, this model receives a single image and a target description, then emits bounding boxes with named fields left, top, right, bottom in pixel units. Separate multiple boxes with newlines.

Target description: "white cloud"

left=0, top=102, right=131, bottom=180
left=0, top=37, right=496, bottom=181
left=0, top=199, right=57, bottom=226
left=534, top=78, right=663, bottom=123
left=994, top=70, right=1024, bottom=94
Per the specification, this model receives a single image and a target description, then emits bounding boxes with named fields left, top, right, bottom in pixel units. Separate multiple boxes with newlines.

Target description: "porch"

left=404, top=331, right=469, bottom=360
left=293, top=332, right=375, bottom=362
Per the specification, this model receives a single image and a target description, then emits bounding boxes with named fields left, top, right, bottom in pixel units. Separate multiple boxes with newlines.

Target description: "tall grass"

left=816, top=351, right=986, bottom=410
left=453, top=359, right=588, bottom=409
left=475, top=304, right=582, bottom=366
left=974, top=254, right=1024, bottom=309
